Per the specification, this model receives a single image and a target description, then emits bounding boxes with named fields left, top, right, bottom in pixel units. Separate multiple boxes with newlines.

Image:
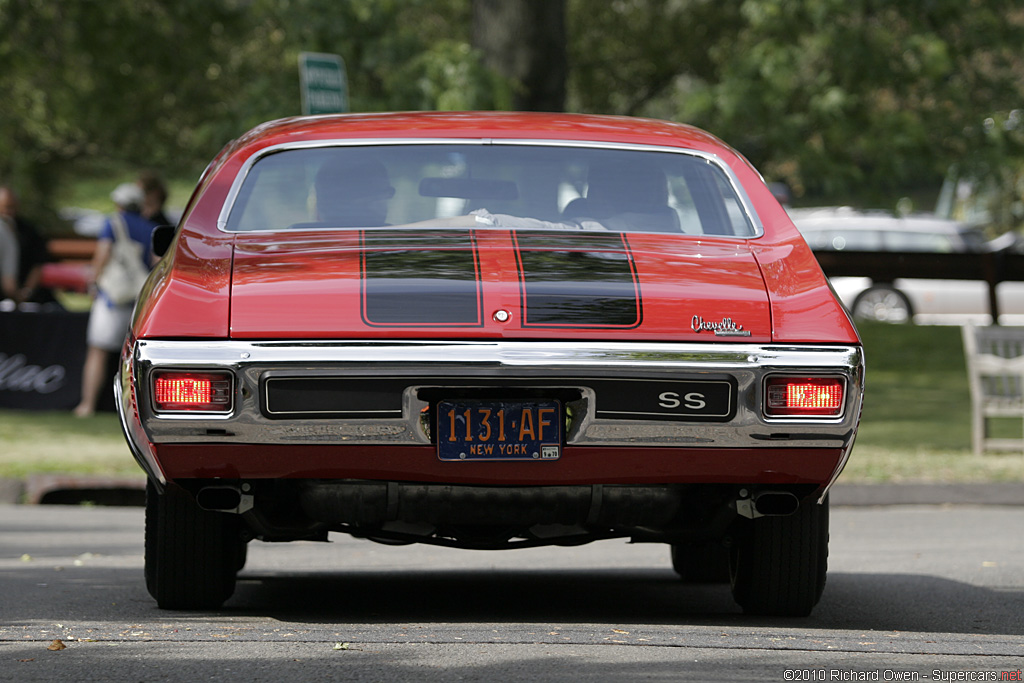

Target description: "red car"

left=117, top=112, right=863, bottom=616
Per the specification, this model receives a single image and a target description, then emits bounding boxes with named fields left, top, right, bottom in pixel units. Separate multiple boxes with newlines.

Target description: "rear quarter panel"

left=730, top=157, right=859, bottom=344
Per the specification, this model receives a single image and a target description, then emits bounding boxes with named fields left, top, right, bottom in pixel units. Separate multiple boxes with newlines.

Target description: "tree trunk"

left=472, top=0, right=567, bottom=112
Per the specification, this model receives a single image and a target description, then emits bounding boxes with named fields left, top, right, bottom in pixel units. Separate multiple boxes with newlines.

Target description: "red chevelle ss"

left=116, top=112, right=863, bottom=615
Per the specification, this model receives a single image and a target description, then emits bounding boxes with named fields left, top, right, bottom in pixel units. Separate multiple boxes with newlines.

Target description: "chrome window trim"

left=215, top=138, right=764, bottom=237
left=129, top=339, right=862, bottom=456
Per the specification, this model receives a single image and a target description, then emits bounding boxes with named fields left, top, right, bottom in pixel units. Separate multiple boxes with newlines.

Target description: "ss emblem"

left=658, top=391, right=707, bottom=411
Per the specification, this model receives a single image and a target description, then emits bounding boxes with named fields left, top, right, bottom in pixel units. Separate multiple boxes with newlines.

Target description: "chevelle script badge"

left=691, top=315, right=752, bottom=337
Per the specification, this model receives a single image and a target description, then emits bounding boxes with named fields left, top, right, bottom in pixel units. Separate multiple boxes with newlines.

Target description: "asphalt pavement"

left=2, top=504, right=1022, bottom=680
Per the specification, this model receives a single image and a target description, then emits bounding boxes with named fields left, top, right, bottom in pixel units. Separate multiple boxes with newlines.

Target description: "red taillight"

left=153, top=372, right=232, bottom=412
left=765, top=377, right=845, bottom=417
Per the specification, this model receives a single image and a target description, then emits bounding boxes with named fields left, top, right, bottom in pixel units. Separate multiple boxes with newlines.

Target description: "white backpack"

left=97, top=213, right=150, bottom=305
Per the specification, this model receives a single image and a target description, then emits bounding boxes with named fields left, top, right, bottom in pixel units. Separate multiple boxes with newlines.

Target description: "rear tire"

left=730, top=497, right=829, bottom=617
left=145, top=481, right=245, bottom=610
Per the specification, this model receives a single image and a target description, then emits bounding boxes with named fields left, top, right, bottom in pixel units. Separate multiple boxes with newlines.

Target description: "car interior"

left=224, top=144, right=759, bottom=237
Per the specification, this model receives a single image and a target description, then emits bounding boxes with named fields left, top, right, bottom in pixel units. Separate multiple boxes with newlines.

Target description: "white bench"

left=962, top=324, right=1024, bottom=455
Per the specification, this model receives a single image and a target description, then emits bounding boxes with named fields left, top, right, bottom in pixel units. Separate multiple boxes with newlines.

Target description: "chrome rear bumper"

left=122, top=339, right=863, bottom=450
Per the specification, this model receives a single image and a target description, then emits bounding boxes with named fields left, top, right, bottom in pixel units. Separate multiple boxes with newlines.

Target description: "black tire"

left=234, top=540, right=249, bottom=573
left=851, top=285, right=913, bottom=323
left=670, top=542, right=731, bottom=583
left=730, top=497, right=829, bottom=617
left=145, top=480, right=244, bottom=610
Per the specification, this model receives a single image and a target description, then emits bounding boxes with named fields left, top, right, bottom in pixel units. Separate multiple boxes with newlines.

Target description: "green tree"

left=567, top=0, right=743, bottom=117
left=674, top=1, right=1024, bottom=204
left=566, top=0, right=1024, bottom=208
left=245, top=0, right=505, bottom=115
left=0, top=0, right=257, bottom=221
left=0, top=0, right=506, bottom=228
left=3, top=0, right=1024, bottom=227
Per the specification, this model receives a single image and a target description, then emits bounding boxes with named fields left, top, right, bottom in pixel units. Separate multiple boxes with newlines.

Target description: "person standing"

left=0, top=186, right=56, bottom=305
left=73, top=182, right=158, bottom=417
left=0, top=209, right=18, bottom=302
left=138, top=171, right=171, bottom=226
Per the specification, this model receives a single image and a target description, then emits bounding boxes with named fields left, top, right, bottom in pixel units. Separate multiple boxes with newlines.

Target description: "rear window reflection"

left=224, top=144, right=759, bottom=237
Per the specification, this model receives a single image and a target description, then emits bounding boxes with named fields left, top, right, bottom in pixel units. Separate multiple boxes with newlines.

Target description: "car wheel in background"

left=729, top=497, right=829, bottom=616
left=851, top=285, right=914, bottom=323
left=145, top=481, right=245, bottom=610
left=670, top=542, right=731, bottom=583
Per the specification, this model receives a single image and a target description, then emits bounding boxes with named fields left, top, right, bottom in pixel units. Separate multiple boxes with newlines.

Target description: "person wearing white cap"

left=73, top=182, right=159, bottom=417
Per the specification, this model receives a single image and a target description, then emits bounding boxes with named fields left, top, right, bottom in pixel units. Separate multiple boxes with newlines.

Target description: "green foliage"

left=565, top=0, right=1024, bottom=210
left=3, top=0, right=1024, bottom=225
left=0, top=0, right=257, bottom=225
left=671, top=1, right=1024, bottom=205
left=388, top=40, right=512, bottom=111
left=567, top=0, right=744, bottom=117
left=564, top=0, right=1024, bottom=209
left=940, top=109, right=1024, bottom=232
left=0, top=0, right=502, bottom=228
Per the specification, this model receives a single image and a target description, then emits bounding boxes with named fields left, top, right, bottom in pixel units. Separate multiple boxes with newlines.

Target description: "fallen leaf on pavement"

left=47, top=640, right=67, bottom=651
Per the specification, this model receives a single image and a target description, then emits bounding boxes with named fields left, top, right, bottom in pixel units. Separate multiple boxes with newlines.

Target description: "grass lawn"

left=0, top=322, right=1021, bottom=483
left=0, top=411, right=139, bottom=479
left=842, top=321, right=1023, bottom=482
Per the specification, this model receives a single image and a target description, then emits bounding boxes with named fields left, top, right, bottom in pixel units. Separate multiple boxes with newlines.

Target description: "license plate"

left=437, top=399, right=562, bottom=461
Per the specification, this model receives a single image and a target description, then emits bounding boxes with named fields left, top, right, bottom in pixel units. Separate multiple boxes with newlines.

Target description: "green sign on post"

left=299, top=52, right=348, bottom=115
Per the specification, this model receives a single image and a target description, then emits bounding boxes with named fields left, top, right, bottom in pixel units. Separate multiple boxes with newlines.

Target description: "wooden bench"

left=962, top=323, right=1024, bottom=455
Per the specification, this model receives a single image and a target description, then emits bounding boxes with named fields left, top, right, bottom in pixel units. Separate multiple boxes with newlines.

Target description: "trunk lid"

left=229, top=229, right=772, bottom=341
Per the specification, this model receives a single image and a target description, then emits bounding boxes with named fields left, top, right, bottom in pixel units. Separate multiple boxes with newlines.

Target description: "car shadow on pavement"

left=228, top=568, right=1024, bottom=636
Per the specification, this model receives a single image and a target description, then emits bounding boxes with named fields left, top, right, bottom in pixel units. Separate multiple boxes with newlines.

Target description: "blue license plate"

left=437, top=399, right=562, bottom=461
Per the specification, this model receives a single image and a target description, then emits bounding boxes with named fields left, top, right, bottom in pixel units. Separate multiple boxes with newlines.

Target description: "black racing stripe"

left=514, top=232, right=642, bottom=328
left=510, top=232, right=630, bottom=250
left=361, top=230, right=483, bottom=326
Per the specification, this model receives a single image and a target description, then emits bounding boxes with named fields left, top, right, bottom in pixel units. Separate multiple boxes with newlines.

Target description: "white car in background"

left=790, top=206, right=1024, bottom=324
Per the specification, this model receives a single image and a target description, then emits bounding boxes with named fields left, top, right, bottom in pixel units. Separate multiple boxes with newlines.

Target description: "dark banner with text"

left=0, top=311, right=89, bottom=410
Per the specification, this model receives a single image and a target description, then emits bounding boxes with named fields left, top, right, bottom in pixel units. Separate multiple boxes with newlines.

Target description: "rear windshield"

left=223, top=143, right=758, bottom=237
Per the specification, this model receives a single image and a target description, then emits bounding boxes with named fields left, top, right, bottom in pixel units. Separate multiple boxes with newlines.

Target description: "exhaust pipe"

left=736, top=490, right=800, bottom=519
left=196, top=486, right=253, bottom=514
left=753, top=491, right=800, bottom=516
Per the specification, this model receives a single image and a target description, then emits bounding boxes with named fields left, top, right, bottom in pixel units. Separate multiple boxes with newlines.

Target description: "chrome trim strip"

left=129, top=340, right=863, bottom=454
left=820, top=432, right=858, bottom=503
left=114, top=357, right=165, bottom=489
left=215, top=138, right=763, bottom=237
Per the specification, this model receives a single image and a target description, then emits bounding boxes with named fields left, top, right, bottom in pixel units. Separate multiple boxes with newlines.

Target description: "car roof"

left=222, top=111, right=742, bottom=161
